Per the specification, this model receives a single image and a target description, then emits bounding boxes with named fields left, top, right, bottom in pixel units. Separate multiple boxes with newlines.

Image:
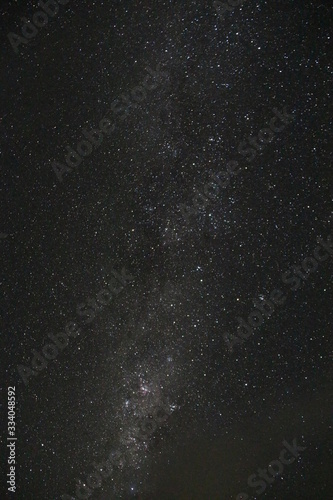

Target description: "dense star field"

left=1, top=0, right=332, bottom=498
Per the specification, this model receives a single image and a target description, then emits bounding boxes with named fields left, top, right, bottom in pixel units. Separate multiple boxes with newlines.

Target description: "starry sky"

left=1, top=0, right=332, bottom=499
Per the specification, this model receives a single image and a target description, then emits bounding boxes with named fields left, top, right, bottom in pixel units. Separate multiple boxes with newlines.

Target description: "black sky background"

left=1, top=1, right=332, bottom=499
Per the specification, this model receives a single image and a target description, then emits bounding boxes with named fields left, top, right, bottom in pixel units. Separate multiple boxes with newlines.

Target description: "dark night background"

left=1, top=0, right=332, bottom=498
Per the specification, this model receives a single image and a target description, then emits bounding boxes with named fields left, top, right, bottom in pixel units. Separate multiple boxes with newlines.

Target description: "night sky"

left=1, top=0, right=332, bottom=499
